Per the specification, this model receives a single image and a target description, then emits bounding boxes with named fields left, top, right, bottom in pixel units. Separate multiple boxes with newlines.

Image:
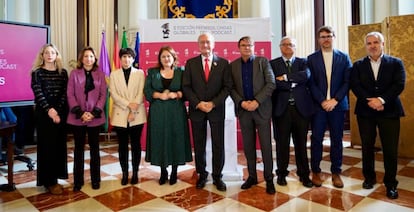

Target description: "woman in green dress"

left=144, top=46, right=192, bottom=185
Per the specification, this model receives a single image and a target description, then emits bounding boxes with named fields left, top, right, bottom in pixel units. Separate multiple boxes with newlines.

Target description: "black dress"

left=31, top=68, right=68, bottom=187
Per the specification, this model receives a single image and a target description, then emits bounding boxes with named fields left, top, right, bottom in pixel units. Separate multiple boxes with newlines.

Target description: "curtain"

left=89, top=0, right=114, bottom=64
left=50, top=0, right=77, bottom=72
left=324, top=0, right=352, bottom=53
left=285, top=0, right=314, bottom=57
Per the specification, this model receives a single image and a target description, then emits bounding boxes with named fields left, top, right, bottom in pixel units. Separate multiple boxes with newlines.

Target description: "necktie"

left=286, top=60, right=292, bottom=73
left=286, top=60, right=295, bottom=103
left=204, top=58, right=210, bottom=81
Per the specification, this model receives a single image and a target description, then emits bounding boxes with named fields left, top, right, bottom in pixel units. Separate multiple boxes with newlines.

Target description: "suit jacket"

left=109, top=67, right=146, bottom=127
left=182, top=54, right=231, bottom=122
left=350, top=54, right=405, bottom=118
left=67, top=68, right=107, bottom=127
left=270, top=57, right=314, bottom=118
left=307, top=49, right=352, bottom=111
left=230, top=56, right=275, bottom=119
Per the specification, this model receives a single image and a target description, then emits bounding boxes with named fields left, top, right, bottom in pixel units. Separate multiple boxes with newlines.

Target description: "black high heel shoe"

left=92, top=182, right=100, bottom=190
left=169, top=165, right=178, bottom=185
left=130, top=172, right=139, bottom=184
left=121, top=173, right=128, bottom=185
left=159, top=168, right=168, bottom=185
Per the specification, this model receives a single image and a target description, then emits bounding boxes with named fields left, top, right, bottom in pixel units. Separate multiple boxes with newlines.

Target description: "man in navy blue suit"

left=307, top=26, right=352, bottom=188
left=350, top=31, right=405, bottom=199
left=270, top=37, right=314, bottom=188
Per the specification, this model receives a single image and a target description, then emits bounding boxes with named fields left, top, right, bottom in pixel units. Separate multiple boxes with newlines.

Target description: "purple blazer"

left=67, top=68, right=107, bottom=127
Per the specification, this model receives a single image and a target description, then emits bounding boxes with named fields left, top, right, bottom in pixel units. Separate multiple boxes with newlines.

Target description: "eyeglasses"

left=280, top=43, right=295, bottom=47
left=240, top=44, right=254, bottom=48
left=319, top=35, right=334, bottom=40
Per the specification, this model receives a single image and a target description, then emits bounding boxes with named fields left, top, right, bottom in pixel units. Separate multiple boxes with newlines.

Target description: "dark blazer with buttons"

left=307, top=49, right=352, bottom=111
left=350, top=54, right=405, bottom=118
left=182, top=54, right=231, bottom=122
left=270, top=57, right=314, bottom=118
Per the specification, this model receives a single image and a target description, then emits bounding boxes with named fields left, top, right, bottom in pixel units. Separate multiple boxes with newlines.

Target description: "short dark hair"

left=238, top=36, right=254, bottom=47
left=317, top=26, right=335, bottom=37
left=119, top=48, right=136, bottom=59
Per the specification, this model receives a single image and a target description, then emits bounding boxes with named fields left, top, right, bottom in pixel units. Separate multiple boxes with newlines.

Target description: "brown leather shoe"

left=48, top=184, right=63, bottom=195
left=312, top=173, right=323, bottom=187
left=332, top=174, right=344, bottom=188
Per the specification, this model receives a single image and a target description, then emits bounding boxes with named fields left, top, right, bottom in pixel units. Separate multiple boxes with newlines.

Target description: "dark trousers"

left=191, top=118, right=225, bottom=179
left=35, top=109, right=68, bottom=187
left=72, top=125, right=101, bottom=185
left=357, top=116, right=400, bottom=188
left=239, top=110, right=273, bottom=181
left=310, top=110, right=345, bottom=174
left=273, top=105, right=310, bottom=178
left=115, top=124, right=143, bottom=174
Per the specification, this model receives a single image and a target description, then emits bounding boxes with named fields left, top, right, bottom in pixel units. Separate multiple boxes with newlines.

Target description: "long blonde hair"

left=31, top=43, right=64, bottom=73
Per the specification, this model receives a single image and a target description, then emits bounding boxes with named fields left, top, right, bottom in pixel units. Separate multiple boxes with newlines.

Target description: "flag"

left=134, top=32, right=140, bottom=68
left=99, top=31, right=111, bottom=77
left=122, top=30, right=128, bottom=48
left=99, top=31, right=111, bottom=132
left=106, top=25, right=122, bottom=133
left=113, top=26, right=121, bottom=70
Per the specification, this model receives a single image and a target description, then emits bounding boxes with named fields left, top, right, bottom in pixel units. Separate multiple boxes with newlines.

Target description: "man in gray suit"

left=229, top=36, right=276, bottom=194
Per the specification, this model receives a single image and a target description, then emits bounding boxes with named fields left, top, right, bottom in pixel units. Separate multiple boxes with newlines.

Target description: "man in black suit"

left=270, top=37, right=314, bottom=188
left=229, top=36, right=276, bottom=194
left=350, top=31, right=405, bottom=199
left=182, top=32, right=231, bottom=191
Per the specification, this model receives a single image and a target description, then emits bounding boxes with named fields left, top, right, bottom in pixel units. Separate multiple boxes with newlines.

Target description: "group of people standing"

left=270, top=26, right=405, bottom=200
left=29, top=26, right=405, bottom=200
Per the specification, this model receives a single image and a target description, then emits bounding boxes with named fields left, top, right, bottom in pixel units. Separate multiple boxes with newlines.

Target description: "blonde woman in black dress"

left=31, top=44, right=68, bottom=195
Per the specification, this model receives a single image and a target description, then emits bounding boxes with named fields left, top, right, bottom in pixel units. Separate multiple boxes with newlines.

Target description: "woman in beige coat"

left=110, top=48, right=146, bottom=185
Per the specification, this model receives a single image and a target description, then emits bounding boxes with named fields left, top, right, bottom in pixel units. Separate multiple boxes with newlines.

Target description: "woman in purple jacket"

left=67, top=46, right=107, bottom=191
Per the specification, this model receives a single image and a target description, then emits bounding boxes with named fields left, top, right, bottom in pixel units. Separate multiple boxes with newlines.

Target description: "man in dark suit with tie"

left=350, top=31, right=405, bottom=199
left=182, top=32, right=231, bottom=191
left=229, top=36, right=276, bottom=194
left=307, top=26, right=352, bottom=188
left=270, top=36, right=314, bottom=188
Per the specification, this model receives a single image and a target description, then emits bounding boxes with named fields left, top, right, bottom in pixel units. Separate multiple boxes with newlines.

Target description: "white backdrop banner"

left=138, top=18, right=272, bottom=71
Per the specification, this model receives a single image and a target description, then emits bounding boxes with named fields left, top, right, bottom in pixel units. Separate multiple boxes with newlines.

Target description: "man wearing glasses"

left=229, top=36, right=276, bottom=194
left=307, top=26, right=352, bottom=188
left=270, top=36, right=314, bottom=188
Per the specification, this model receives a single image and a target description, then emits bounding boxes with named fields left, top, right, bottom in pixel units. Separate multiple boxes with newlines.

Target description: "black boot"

left=121, top=172, right=128, bottom=185
left=131, top=169, right=139, bottom=184
left=159, top=167, right=168, bottom=185
left=119, top=144, right=129, bottom=186
left=169, top=165, right=178, bottom=185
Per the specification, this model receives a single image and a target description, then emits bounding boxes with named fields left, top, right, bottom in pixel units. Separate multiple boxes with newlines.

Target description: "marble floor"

left=1, top=131, right=414, bottom=211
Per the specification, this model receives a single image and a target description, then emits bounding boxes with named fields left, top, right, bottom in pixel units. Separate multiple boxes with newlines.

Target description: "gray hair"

left=279, top=36, right=297, bottom=47
left=365, top=31, right=384, bottom=43
left=198, top=32, right=215, bottom=43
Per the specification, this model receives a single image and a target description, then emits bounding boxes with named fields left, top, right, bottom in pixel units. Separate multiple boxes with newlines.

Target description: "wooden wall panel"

left=386, top=15, right=414, bottom=158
